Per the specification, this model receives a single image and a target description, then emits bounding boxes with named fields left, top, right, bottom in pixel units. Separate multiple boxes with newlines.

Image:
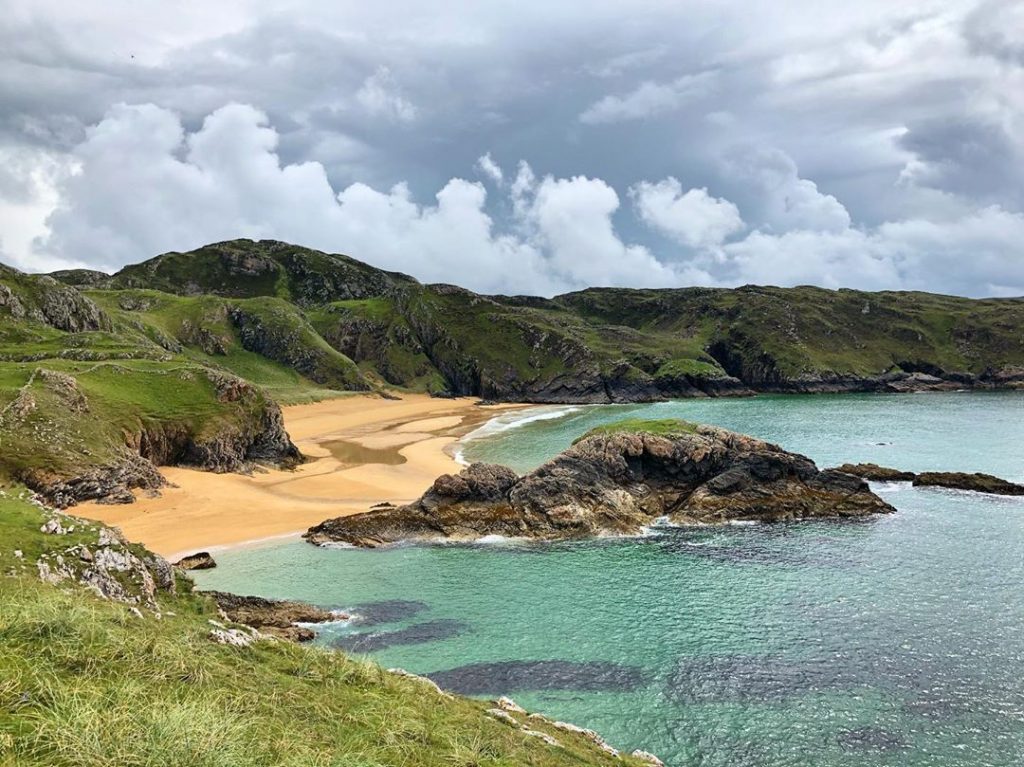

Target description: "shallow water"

left=195, top=392, right=1024, bottom=767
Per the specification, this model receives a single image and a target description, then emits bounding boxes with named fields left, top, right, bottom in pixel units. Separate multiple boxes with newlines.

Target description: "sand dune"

left=80, top=394, right=520, bottom=559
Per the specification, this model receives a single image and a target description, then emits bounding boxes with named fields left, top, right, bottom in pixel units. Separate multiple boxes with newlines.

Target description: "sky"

left=1, top=0, right=1023, bottom=297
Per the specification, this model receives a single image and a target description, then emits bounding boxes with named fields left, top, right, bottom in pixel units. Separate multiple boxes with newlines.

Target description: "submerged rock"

left=305, top=420, right=894, bottom=547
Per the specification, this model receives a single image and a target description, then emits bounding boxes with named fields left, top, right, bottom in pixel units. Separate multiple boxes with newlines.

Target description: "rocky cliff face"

left=9, top=368, right=301, bottom=508
left=305, top=421, right=893, bottom=547
left=0, top=266, right=111, bottom=333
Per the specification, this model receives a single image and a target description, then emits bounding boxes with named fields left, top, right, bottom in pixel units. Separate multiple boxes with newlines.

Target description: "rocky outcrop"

left=0, top=266, right=111, bottom=333
left=229, top=305, right=370, bottom=391
left=306, top=421, right=893, bottom=547
left=25, top=452, right=167, bottom=508
left=204, top=591, right=345, bottom=642
left=14, top=369, right=301, bottom=508
left=833, top=463, right=917, bottom=482
left=35, top=518, right=176, bottom=609
left=914, top=472, right=1024, bottom=495
left=174, top=551, right=217, bottom=570
left=833, top=463, right=1024, bottom=495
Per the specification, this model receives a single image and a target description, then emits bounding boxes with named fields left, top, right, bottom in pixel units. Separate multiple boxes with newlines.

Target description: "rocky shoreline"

left=204, top=590, right=348, bottom=642
left=464, top=367, right=1024, bottom=405
left=306, top=420, right=893, bottom=547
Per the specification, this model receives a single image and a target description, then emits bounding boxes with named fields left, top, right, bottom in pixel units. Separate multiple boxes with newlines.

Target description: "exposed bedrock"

left=306, top=421, right=893, bottom=547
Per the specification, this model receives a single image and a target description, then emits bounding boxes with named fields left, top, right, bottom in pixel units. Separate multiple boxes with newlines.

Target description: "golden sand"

left=79, top=394, right=519, bottom=560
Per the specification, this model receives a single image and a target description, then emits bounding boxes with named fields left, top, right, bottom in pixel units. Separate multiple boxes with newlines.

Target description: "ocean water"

left=194, top=392, right=1024, bottom=767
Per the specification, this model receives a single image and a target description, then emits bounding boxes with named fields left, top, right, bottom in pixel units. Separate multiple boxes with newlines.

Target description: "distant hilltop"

left=36, top=238, right=1024, bottom=402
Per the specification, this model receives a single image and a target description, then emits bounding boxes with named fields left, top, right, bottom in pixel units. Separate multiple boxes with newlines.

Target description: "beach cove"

left=81, top=393, right=523, bottom=559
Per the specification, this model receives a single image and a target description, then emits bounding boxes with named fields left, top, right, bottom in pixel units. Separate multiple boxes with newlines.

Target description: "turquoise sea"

left=194, top=392, right=1024, bottom=767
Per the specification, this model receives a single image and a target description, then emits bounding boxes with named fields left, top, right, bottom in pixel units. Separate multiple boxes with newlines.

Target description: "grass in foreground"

left=0, top=491, right=643, bottom=767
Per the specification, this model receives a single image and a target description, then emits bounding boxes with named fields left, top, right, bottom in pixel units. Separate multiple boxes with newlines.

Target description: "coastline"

left=79, top=393, right=525, bottom=559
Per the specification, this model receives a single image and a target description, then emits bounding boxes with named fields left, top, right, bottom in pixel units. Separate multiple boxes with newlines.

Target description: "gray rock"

left=306, top=423, right=894, bottom=547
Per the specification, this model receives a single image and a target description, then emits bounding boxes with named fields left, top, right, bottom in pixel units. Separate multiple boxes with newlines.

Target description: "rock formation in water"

left=305, top=420, right=894, bottom=547
left=174, top=551, right=217, bottom=570
left=836, top=463, right=1024, bottom=495
left=204, top=591, right=346, bottom=642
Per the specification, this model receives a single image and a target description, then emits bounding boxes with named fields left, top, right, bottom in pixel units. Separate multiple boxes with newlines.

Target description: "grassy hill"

left=0, top=489, right=651, bottom=767
left=1, top=237, right=1021, bottom=505
left=46, top=238, right=1024, bottom=404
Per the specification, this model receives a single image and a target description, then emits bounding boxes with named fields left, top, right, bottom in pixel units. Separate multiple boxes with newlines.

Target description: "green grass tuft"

left=575, top=419, right=702, bottom=443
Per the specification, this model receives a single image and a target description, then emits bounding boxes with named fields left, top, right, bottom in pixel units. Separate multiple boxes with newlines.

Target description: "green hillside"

left=2, top=236, right=1022, bottom=506
left=0, top=490, right=650, bottom=767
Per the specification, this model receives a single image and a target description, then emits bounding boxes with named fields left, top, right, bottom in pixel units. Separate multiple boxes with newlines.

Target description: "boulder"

left=832, top=463, right=1024, bottom=495
left=174, top=551, right=217, bottom=570
left=306, top=420, right=894, bottom=547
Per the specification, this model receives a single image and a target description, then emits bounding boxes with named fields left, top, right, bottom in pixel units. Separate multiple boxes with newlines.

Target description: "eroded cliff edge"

left=305, top=419, right=893, bottom=547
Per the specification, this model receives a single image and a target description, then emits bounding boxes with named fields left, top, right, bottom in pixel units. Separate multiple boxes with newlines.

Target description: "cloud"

left=579, top=71, right=717, bottom=124
left=630, top=178, right=744, bottom=249
left=721, top=205, right=1024, bottom=296
left=356, top=66, right=418, bottom=122
left=723, top=147, right=852, bottom=233
left=526, top=174, right=703, bottom=287
left=897, top=117, right=1024, bottom=207
left=22, top=101, right=1024, bottom=299
left=474, top=152, right=503, bottom=185
left=963, top=0, right=1024, bottom=65
left=34, top=103, right=710, bottom=294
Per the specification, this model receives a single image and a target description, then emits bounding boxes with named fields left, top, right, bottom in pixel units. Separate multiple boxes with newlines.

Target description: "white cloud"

left=474, top=152, right=503, bottom=185
left=721, top=205, right=1024, bottom=295
left=527, top=174, right=705, bottom=287
left=579, top=71, right=717, bottom=124
left=356, top=66, right=418, bottom=122
left=724, top=147, right=852, bottom=233
left=630, top=178, right=744, bottom=248
left=23, top=102, right=1024, bottom=300
left=33, top=103, right=706, bottom=295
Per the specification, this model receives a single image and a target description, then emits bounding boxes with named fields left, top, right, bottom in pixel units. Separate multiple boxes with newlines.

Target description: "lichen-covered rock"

left=306, top=421, right=893, bottom=547
left=36, top=527, right=175, bottom=609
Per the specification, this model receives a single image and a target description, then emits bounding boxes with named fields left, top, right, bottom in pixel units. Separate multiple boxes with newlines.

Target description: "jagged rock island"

left=305, top=419, right=894, bottom=547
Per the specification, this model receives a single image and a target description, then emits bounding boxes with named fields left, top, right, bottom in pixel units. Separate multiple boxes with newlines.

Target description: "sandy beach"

left=81, top=394, right=521, bottom=559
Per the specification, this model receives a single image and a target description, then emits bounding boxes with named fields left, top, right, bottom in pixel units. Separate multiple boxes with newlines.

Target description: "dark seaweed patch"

left=333, top=619, right=466, bottom=652
left=346, top=599, right=429, bottom=626
left=666, top=654, right=859, bottom=703
left=427, top=659, right=648, bottom=695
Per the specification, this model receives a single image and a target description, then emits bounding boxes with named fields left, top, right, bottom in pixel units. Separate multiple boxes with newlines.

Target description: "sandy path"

left=79, top=394, right=520, bottom=560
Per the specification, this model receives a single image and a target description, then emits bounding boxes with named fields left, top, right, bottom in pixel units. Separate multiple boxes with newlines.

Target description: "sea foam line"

left=454, top=405, right=585, bottom=464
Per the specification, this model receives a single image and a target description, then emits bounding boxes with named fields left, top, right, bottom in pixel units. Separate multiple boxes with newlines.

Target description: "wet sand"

left=80, top=394, right=521, bottom=560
